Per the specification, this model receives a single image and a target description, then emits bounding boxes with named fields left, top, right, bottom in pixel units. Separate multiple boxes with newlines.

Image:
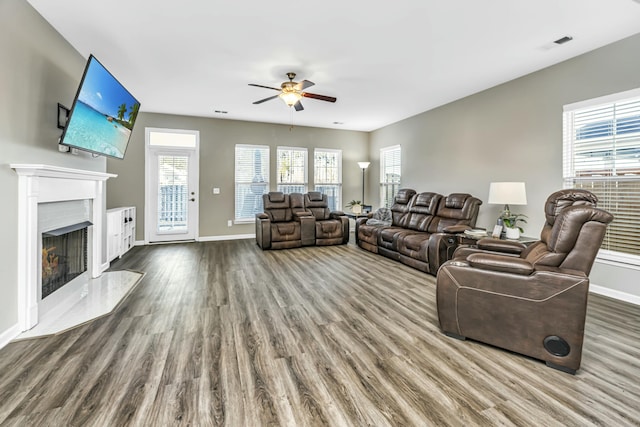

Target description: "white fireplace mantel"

left=11, top=164, right=117, bottom=331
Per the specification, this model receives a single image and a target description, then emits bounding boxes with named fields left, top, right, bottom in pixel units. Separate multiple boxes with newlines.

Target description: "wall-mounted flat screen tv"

left=60, top=54, right=140, bottom=159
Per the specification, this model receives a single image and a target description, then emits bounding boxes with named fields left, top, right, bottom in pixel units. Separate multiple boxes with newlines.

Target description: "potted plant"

left=345, top=200, right=363, bottom=214
left=503, top=214, right=528, bottom=239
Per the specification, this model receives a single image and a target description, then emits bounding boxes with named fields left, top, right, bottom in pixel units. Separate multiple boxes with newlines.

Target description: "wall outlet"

left=227, top=220, right=233, bottom=227
left=213, top=187, right=220, bottom=194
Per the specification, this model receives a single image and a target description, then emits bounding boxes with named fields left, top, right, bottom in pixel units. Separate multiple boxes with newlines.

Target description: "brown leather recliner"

left=304, top=192, right=349, bottom=245
left=255, top=192, right=314, bottom=249
left=436, top=189, right=614, bottom=374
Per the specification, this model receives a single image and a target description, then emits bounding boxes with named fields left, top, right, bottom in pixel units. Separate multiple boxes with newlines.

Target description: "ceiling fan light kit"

left=249, top=72, right=337, bottom=112
left=279, top=90, right=302, bottom=107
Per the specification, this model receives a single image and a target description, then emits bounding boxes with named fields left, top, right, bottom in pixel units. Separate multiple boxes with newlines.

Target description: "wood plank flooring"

left=1, top=238, right=639, bottom=426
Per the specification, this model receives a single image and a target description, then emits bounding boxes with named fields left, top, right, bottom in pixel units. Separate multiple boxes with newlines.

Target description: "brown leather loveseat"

left=356, top=188, right=482, bottom=275
left=436, top=189, right=613, bottom=374
left=256, top=191, right=349, bottom=250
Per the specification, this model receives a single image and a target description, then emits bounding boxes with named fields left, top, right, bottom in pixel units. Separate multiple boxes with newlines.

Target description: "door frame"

left=144, top=127, right=200, bottom=244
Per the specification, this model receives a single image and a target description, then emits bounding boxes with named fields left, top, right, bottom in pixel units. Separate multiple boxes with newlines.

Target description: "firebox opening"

left=42, top=226, right=89, bottom=299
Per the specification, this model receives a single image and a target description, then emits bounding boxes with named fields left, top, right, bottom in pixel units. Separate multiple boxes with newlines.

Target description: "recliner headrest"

left=395, top=188, right=417, bottom=204
left=268, top=192, right=285, bottom=203
left=307, top=191, right=324, bottom=201
left=411, top=192, right=441, bottom=214
left=545, top=189, right=598, bottom=225
left=445, top=193, right=471, bottom=209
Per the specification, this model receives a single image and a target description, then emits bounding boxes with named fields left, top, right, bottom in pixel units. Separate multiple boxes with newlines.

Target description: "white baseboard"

left=135, top=240, right=144, bottom=246
left=198, top=234, right=256, bottom=242
left=0, top=323, right=21, bottom=350
left=590, top=284, right=640, bottom=306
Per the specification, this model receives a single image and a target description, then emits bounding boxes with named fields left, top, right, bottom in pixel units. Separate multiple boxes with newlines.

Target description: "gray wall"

left=107, top=114, right=369, bottom=240
left=369, top=33, right=640, bottom=299
left=0, top=0, right=103, bottom=334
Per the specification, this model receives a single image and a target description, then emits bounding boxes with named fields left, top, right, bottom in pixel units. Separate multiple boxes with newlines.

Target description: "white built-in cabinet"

left=107, top=206, right=136, bottom=262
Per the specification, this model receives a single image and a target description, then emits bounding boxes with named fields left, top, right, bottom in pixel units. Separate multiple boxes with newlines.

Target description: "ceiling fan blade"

left=302, top=92, right=337, bottom=103
left=253, top=95, right=280, bottom=104
left=293, top=101, right=304, bottom=111
left=295, top=80, right=315, bottom=91
left=248, top=83, right=281, bottom=91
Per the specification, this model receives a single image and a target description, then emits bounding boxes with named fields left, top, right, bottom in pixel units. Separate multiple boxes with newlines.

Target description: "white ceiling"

left=27, top=0, right=640, bottom=132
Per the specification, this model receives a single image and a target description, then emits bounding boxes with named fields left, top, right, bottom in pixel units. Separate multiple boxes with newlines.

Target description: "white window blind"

left=277, top=146, right=308, bottom=194
left=314, top=148, right=342, bottom=211
left=235, top=144, right=269, bottom=222
left=380, top=145, right=401, bottom=208
left=563, top=89, right=640, bottom=261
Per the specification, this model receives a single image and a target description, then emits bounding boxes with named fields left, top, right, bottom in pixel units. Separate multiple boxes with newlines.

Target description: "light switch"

left=213, top=187, right=220, bottom=194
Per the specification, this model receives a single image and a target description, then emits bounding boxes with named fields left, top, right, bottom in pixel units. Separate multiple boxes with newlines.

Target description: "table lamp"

left=488, top=182, right=527, bottom=221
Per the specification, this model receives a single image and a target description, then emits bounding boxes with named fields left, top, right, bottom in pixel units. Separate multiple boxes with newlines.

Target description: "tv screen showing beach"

left=61, top=55, right=140, bottom=159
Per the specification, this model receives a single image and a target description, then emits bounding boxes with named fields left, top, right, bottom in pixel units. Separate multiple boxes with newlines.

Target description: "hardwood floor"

left=1, top=239, right=639, bottom=426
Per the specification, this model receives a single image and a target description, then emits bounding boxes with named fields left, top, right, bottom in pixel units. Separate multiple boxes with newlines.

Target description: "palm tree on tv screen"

left=117, top=103, right=127, bottom=121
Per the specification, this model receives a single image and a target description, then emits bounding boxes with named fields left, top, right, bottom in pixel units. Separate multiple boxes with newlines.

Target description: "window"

left=235, top=144, right=269, bottom=222
left=314, top=149, right=342, bottom=211
left=277, top=146, right=308, bottom=194
left=380, top=145, right=401, bottom=208
left=563, top=88, right=640, bottom=262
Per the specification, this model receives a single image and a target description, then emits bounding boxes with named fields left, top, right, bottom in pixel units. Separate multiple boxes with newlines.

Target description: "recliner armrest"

left=427, top=232, right=459, bottom=275
left=477, top=238, right=526, bottom=255
left=442, top=224, right=472, bottom=233
left=330, top=211, right=346, bottom=217
left=294, top=211, right=313, bottom=218
left=255, top=213, right=271, bottom=249
left=467, top=253, right=534, bottom=275
left=295, top=212, right=316, bottom=245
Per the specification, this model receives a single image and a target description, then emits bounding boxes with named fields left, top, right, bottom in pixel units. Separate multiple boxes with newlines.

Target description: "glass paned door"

left=146, top=128, right=199, bottom=243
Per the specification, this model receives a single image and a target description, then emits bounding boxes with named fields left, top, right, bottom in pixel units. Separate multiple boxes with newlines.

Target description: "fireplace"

left=42, top=224, right=89, bottom=299
left=12, top=164, right=116, bottom=332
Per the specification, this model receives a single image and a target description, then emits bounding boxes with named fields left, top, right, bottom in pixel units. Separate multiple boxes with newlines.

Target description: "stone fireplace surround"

left=11, top=164, right=116, bottom=332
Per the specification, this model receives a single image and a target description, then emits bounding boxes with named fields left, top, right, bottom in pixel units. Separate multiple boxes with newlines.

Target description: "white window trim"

left=235, top=144, right=270, bottom=223
left=144, top=127, right=200, bottom=244
left=276, top=146, right=308, bottom=193
left=380, top=145, right=402, bottom=207
left=314, top=148, right=343, bottom=211
left=313, top=148, right=343, bottom=184
left=563, top=88, right=640, bottom=265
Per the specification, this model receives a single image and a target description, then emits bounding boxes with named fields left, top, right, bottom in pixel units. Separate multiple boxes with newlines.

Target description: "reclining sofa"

left=356, top=188, right=482, bottom=275
left=256, top=191, right=349, bottom=250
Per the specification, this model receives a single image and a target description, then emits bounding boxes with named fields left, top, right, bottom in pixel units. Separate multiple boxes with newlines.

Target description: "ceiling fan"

left=249, top=72, right=337, bottom=111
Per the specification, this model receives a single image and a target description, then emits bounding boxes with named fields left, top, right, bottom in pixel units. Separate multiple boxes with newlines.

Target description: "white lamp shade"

left=488, top=182, right=527, bottom=205
left=357, top=161, right=370, bottom=169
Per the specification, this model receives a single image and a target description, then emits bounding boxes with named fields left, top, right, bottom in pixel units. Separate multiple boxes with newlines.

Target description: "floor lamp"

left=357, top=162, right=370, bottom=205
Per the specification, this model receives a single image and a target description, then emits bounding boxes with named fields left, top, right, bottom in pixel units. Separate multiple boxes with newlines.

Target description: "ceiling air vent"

left=554, top=36, right=573, bottom=45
